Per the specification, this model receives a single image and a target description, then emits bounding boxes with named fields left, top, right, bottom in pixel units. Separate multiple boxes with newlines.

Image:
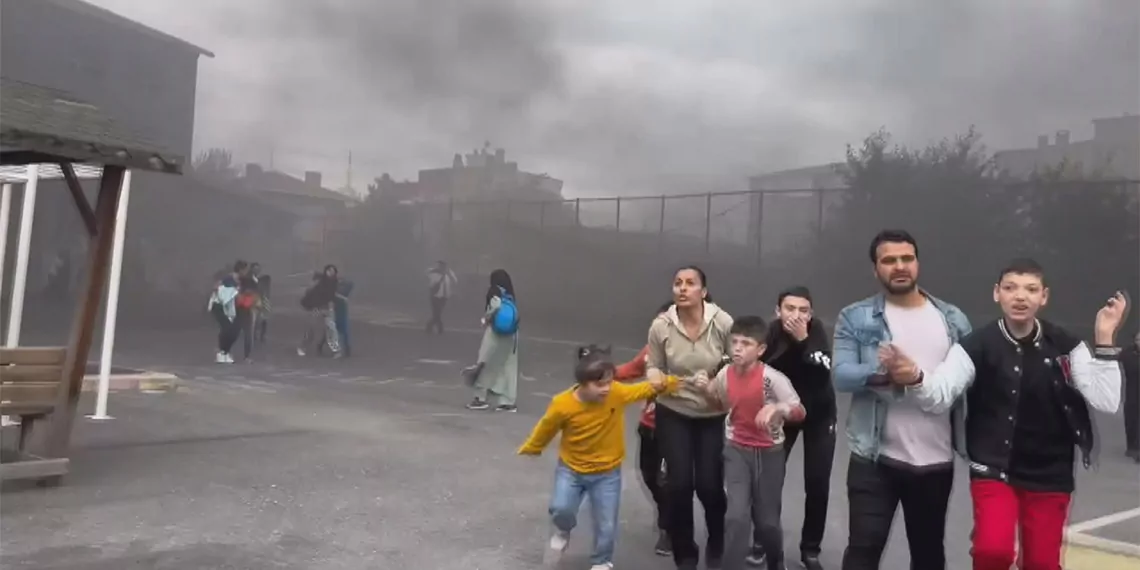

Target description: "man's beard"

left=881, top=278, right=917, bottom=295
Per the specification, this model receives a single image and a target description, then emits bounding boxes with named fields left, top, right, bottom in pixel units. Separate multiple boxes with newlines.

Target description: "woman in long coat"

left=464, top=269, right=519, bottom=412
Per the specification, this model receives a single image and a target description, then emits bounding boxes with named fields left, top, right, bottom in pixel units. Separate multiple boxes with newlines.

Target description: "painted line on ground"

left=1068, top=507, right=1140, bottom=533
left=1064, top=532, right=1140, bottom=559
left=416, top=358, right=457, bottom=365
left=1064, top=543, right=1140, bottom=569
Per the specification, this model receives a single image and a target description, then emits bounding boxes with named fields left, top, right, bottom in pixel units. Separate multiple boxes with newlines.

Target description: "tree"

left=366, top=173, right=395, bottom=203
left=812, top=126, right=1135, bottom=325
left=191, top=148, right=238, bottom=183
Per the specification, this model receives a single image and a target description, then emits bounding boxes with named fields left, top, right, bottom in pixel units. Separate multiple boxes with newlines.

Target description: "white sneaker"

left=543, top=532, right=569, bottom=566
left=216, top=351, right=227, bottom=363
left=296, top=348, right=306, bottom=357
left=589, top=564, right=614, bottom=570
left=224, top=354, right=235, bottom=363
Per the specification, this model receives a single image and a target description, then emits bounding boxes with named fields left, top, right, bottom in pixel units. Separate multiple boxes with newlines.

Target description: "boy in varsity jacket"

left=882, top=259, right=1126, bottom=570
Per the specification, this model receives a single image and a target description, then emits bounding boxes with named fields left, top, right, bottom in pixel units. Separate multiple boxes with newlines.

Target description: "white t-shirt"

left=880, top=300, right=955, bottom=468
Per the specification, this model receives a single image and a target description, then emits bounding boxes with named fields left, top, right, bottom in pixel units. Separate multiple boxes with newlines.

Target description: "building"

left=377, top=146, right=565, bottom=204
left=238, top=164, right=359, bottom=266
left=994, top=114, right=1140, bottom=180
left=0, top=0, right=213, bottom=160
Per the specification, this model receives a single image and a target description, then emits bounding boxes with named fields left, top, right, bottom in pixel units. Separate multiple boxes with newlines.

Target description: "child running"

left=612, top=301, right=676, bottom=557
left=695, top=315, right=806, bottom=570
left=518, top=344, right=680, bottom=570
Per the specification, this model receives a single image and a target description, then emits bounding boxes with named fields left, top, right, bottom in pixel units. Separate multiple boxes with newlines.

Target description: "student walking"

left=884, top=259, right=1126, bottom=570
left=759, top=286, right=834, bottom=570
left=207, top=261, right=245, bottom=363
left=613, top=300, right=677, bottom=557
left=426, top=260, right=458, bottom=334
left=297, top=265, right=341, bottom=358
left=832, top=230, right=971, bottom=570
left=1124, top=332, right=1140, bottom=463
left=696, top=316, right=805, bottom=570
left=518, top=344, right=678, bottom=570
left=466, top=269, right=520, bottom=412
left=646, top=265, right=734, bottom=570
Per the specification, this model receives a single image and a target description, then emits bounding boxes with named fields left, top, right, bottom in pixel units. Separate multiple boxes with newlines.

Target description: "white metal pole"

left=0, top=183, right=12, bottom=427
left=90, top=170, right=131, bottom=420
left=0, top=183, right=12, bottom=313
left=5, top=165, right=39, bottom=348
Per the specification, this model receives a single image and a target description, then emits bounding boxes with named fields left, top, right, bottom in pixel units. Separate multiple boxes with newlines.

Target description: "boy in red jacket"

left=613, top=301, right=675, bottom=556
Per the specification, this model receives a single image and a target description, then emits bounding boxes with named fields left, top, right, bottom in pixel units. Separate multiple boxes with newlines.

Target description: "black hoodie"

left=762, top=318, right=836, bottom=424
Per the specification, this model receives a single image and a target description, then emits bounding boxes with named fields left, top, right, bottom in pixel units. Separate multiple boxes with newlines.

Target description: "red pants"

left=970, top=479, right=1072, bottom=570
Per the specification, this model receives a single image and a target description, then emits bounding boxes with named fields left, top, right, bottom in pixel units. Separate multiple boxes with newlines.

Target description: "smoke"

left=94, top=0, right=1139, bottom=196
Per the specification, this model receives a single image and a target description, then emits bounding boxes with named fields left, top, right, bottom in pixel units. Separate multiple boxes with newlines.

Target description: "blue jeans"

left=549, top=462, right=622, bottom=565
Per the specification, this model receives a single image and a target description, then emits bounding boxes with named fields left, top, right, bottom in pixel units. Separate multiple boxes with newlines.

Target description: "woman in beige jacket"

left=647, top=265, right=734, bottom=570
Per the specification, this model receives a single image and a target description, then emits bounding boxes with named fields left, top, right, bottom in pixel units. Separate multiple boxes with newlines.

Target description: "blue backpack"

left=490, top=287, right=520, bottom=335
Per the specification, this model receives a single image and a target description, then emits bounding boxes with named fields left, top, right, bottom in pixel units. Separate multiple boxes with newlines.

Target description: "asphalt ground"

left=2, top=310, right=1137, bottom=569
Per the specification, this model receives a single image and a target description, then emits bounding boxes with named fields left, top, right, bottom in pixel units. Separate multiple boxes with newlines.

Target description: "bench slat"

left=1, top=364, right=63, bottom=383
left=0, top=403, right=53, bottom=416
left=0, top=457, right=69, bottom=481
left=0, top=347, right=67, bottom=366
left=0, top=383, right=60, bottom=405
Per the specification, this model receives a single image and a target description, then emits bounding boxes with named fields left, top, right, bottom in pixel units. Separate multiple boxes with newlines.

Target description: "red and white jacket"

left=614, top=346, right=656, bottom=429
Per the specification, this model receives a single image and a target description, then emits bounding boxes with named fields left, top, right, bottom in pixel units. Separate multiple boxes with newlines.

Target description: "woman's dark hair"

left=673, top=265, right=712, bottom=303
left=324, top=264, right=339, bottom=276
left=486, top=268, right=515, bottom=307
left=575, top=344, right=615, bottom=384
left=656, top=301, right=674, bottom=315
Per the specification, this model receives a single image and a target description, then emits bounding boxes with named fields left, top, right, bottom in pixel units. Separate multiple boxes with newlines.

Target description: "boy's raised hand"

left=1095, top=291, right=1129, bottom=344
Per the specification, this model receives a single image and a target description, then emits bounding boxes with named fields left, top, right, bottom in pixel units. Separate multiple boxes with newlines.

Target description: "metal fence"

left=344, top=181, right=1139, bottom=343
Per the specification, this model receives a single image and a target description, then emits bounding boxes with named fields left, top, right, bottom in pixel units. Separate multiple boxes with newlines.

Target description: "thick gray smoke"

left=128, top=0, right=1139, bottom=195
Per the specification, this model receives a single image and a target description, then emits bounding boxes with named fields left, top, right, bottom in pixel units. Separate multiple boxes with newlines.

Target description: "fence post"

left=704, top=192, right=713, bottom=254
left=447, top=198, right=455, bottom=256
left=575, top=198, right=581, bottom=227
left=615, top=197, right=622, bottom=232
left=816, top=189, right=825, bottom=237
left=755, top=191, right=766, bottom=267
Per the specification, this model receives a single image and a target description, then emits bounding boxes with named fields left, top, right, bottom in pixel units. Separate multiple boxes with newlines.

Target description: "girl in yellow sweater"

left=518, top=344, right=679, bottom=570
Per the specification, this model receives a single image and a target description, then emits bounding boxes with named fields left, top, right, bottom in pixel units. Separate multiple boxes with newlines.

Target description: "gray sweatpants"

left=724, top=442, right=787, bottom=570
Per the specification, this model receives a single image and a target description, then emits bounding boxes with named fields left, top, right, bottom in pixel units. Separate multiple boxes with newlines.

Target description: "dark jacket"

left=959, top=320, right=1098, bottom=492
left=762, top=318, right=836, bottom=423
left=301, top=275, right=338, bottom=310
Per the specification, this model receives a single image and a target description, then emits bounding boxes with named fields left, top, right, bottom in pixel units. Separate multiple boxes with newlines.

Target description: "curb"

left=81, top=372, right=179, bottom=393
left=1063, top=524, right=1140, bottom=570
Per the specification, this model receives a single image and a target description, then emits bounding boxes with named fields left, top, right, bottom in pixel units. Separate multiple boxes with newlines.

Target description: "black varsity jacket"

left=909, top=318, right=1122, bottom=492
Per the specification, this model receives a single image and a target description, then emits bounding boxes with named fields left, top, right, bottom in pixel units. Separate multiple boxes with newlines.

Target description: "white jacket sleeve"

left=912, top=343, right=977, bottom=415
left=1068, top=342, right=1122, bottom=413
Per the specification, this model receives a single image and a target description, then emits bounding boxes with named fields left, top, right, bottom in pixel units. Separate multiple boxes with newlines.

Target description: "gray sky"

left=91, top=0, right=1138, bottom=196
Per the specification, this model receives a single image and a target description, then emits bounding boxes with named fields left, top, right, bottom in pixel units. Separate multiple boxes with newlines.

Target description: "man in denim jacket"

left=831, top=230, right=971, bottom=570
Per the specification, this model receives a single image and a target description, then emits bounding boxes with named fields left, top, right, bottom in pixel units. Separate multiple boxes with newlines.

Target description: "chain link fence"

left=345, top=181, right=1139, bottom=343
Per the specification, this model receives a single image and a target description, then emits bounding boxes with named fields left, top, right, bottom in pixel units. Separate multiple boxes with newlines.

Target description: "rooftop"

left=242, top=168, right=358, bottom=204
left=43, top=0, right=214, bottom=58
left=0, top=77, right=183, bottom=174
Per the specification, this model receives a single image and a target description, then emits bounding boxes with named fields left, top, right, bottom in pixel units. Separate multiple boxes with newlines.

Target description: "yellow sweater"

left=518, top=378, right=678, bottom=474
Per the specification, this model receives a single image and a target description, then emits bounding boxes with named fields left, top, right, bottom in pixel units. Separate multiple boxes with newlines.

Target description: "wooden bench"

left=0, top=346, right=70, bottom=482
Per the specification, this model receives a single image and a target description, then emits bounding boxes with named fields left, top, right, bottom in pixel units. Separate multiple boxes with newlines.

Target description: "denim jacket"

left=832, top=291, right=972, bottom=461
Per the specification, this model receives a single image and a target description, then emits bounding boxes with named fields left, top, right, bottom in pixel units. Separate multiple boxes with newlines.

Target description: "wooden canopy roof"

left=0, top=77, right=184, bottom=174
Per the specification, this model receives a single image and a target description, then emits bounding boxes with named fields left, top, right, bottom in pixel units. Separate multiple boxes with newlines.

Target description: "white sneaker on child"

left=589, top=564, right=614, bottom=570
left=542, top=532, right=569, bottom=566
left=216, top=351, right=227, bottom=363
